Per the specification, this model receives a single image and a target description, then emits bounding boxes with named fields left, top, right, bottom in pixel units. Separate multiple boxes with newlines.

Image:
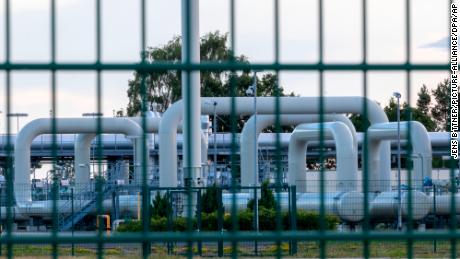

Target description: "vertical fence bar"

left=318, top=0, right=326, bottom=258
left=197, top=188, right=202, bottom=256
left=167, top=190, right=173, bottom=255
left=290, top=185, right=297, bottom=255
left=3, top=1, right=13, bottom=257
left=140, top=0, right=150, bottom=257
left=50, top=0, right=59, bottom=257
left=217, top=187, right=223, bottom=257
left=361, top=0, right=370, bottom=258
left=71, top=187, right=75, bottom=256
left=94, top=0, right=104, bottom=258
left=274, top=0, right=283, bottom=257
left=228, top=0, right=239, bottom=258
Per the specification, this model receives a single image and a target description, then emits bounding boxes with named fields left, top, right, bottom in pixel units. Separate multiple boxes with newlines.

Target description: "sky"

left=0, top=0, right=451, bottom=133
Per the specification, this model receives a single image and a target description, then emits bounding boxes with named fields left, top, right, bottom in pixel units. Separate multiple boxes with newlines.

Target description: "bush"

left=117, top=220, right=142, bottom=232
left=117, top=210, right=339, bottom=232
left=201, top=212, right=218, bottom=231
left=247, top=181, right=277, bottom=211
left=296, top=210, right=338, bottom=230
left=258, top=207, right=276, bottom=231
left=237, top=210, right=253, bottom=231
left=151, top=192, right=171, bottom=219
left=200, top=185, right=222, bottom=214
left=151, top=217, right=168, bottom=231
left=173, top=217, right=196, bottom=231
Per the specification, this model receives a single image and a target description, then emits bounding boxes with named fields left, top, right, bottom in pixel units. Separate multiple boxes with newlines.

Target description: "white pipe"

left=14, top=118, right=144, bottom=203
left=288, top=122, right=357, bottom=192
left=430, top=194, right=460, bottom=215
left=370, top=191, right=430, bottom=220
left=181, top=0, right=201, bottom=186
left=74, top=115, right=161, bottom=187
left=240, top=114, right=357, bottom=187
left=159, top=97, right=389, bottom=190
left=74, top=134, right=96, bottom=186
left=368, top=121, right=432, bottom=190
left=75, top=116, right=208, bottom=188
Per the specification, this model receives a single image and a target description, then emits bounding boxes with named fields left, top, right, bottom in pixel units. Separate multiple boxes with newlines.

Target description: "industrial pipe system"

left=240, top=114, right=358, bottom=187
left=368, top=121, right=432, bottom=190
left=74, top=114, right=209, bottom=188
left=288, top=122, right=357, bottom=192
left=160, top=97, right=390, bottom=191
left=14, top=118, right=144, bottom=203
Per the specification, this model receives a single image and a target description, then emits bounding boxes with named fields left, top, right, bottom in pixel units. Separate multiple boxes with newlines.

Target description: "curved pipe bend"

left=76, top=116, right=208, bottom=188
left=240, top=114, right=357, bottom=187
left=160, top=97, right=389, bottom=191
left=288, top=122, right=357, bottom=192
left=15, top=117, right=144, bottom=204
left=368, top=121, right=432, bottom=190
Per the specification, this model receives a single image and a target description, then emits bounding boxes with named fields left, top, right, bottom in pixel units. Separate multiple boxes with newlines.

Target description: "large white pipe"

left=288, top=122, right=357, bottom=192
left=74, top=114, right=161, bottom=187
left=75, top=116, right=208, bottom=188
left=368, top=121, right=432, bottom=190
left=181, top=0, right=201, bottom=186
left=159, top=97, right=389, bottom=190
left=14, top=118, right=144, bottom=203
left=240, top=114, right=357, bottom=187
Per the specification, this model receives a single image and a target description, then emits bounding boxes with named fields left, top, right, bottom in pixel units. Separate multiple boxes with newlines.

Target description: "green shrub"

left=258, top=207, right=276, bottom=231
left=150, top=217, right=168, bottom=231
left=237, top=209, right=253, bottom=231
left=296, top=210, right=339, bottom=230
left=201, top=212, right=218, bottom=231
left=200, top=185, right=222, bottom=214
left=247, top=181, right=277, bottom=211
left=151, top=192, right=171, bottom=219
left=117, top=210, right=339, bottom=232
left=173, top=217, right=196, bottom=231
left=117, top=220, right=142, bottom=232
left=223, top=210, right=253, bottom=231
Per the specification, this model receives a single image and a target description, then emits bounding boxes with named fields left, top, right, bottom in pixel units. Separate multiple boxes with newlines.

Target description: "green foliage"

left=126, top=31, right=294, bottom=117
left=118, top=210, right=338, bottom=232
left=200, top=184, right=222, bottom=214
left=151, top=192, right=172, bottom=219
left=172, top=217, right=196, bottom=231
left=247, top=181, right=277, bottom=211
left=258, top=207, right=276, bottom=230
left=201, top=212, right=219, bottom=231
left=116, top=219, right=142, bottom=232
left=383, top=97, right=436, bottom=132
left=349, top=114, right=370, bottom=132
left=151, top=217, right=168, bottom=231
left=350, top=80, right=452, bottom=132
left=417, top=84, right=431, bottom=115
left=431, top=79, right=451, bottom=131
left=296, top=210, right=339, bottom=230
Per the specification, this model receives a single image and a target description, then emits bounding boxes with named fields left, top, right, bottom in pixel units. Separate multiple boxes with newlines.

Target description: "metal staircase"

left=58, top=185, right=115, bottom=231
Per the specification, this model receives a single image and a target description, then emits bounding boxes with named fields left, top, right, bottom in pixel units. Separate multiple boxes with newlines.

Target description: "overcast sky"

left=0, top=0, right=451, bottom=133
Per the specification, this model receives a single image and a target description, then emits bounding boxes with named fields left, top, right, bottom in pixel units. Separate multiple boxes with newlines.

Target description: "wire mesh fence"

left=0, top=0, right=457, bottom=258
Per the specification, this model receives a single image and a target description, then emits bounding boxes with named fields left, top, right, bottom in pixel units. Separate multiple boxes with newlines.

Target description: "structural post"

left=290, top=185, right=297, bottom=255
left=167, top=190, right=173, bottom=255
left=71, top=188, right=75, bottom=256
left=197, top=188, right=202, bottom=256
left=217, top=188, right=223, bottom=257
left=181, top=0, right=201, bottom=188
left=393, top=92, right=402, bottom=230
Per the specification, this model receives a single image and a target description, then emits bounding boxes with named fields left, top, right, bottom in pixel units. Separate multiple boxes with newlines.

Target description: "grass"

left=0, top=240, right=458, bottom=258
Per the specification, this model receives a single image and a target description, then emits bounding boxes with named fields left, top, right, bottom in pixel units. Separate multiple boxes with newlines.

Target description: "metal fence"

left=0, top=0, right=456, bottom=258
